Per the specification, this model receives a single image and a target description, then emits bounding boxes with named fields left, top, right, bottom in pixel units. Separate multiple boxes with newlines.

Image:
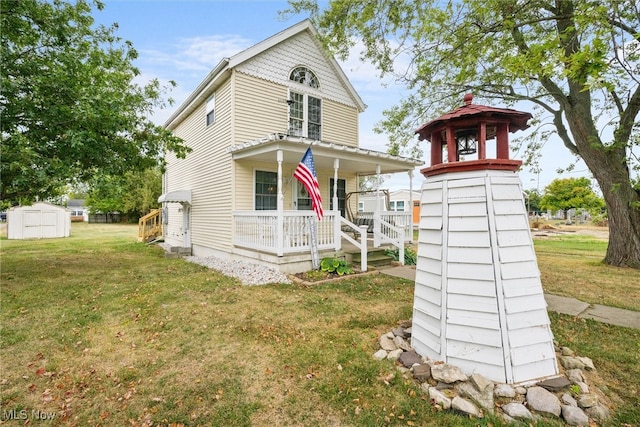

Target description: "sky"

left=92, top=0, right=590, bottom=193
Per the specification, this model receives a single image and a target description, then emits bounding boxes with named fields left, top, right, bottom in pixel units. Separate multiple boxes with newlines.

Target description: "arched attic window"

left=289, top=67, right=320, bottom=88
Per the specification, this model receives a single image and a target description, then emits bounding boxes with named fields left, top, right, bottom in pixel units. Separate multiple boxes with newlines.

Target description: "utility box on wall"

left=7, top=202, right=71, bottom=240
left=411, top=94, right=558, bottom=384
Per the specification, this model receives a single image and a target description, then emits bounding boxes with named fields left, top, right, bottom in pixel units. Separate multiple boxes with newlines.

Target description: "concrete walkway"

left=380, top=265, right=640, bottom=330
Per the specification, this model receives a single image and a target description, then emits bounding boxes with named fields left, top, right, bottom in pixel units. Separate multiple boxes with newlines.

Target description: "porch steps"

left=346, top=247, right=395, bottom=269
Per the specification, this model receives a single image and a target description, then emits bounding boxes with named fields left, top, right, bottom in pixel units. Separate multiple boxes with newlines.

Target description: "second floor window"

left=289, top=91, right=321, bottom=140
left=206, top=94, right=215, bottom=126
left=290, top=67, right=319, bottom=88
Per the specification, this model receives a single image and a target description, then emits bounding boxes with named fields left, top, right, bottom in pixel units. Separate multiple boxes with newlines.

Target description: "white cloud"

left=134, top=34, right=255, bottom=125
left=138, top=34, right=254, bottom=80
left=337, top=39, right=412, bottom=94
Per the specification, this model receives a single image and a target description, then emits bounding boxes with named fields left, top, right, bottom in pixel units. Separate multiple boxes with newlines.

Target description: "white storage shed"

left=7, top=202, right=71, bottom=240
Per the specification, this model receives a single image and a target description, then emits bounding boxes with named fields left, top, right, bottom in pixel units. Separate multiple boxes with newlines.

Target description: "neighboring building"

left=6, top=202, right=71, bottom=240
left=66, top=199, right=89, bottom=222
left=158, top=20, right=423, bottom=273
left=359, top=190, right=421, bottom=225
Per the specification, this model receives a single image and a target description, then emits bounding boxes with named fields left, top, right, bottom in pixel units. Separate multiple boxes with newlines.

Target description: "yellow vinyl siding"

left=234, top=72, right=288, bottom=142
left=233, top=72, right=359, bottom=146
left=166, top=77, right=234, bottom=252
left=322, top=99, right=359, bottom=146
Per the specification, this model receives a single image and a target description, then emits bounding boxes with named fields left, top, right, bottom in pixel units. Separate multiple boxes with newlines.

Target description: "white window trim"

left=288, top=89, right=321, bottom=140
left=206, top=94, right=215, bottom=126
left=253, top=168, right=278, bottom=210
left=289, top=66, right=320, bottom=89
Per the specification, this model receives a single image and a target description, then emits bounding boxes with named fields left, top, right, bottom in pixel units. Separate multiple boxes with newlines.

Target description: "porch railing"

left=357, top=211, right=413, bottom=242
left=233, top=211, right=337, bottom=256
left=232, top=210, right=410, bottom=270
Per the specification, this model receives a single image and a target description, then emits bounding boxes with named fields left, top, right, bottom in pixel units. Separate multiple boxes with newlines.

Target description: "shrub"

left=384, top=246, right=417, bottom=265
left=320, top=257, right=353, bottom=275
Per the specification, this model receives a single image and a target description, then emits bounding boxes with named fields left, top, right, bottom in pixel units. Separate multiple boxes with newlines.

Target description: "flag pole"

left=308, top=140, right=319, bottom=270
left=294, top=140, right=320, bottom=270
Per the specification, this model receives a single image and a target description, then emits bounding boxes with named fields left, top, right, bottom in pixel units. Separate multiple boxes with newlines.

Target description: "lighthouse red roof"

left=415, top=94, right=532, bottom=141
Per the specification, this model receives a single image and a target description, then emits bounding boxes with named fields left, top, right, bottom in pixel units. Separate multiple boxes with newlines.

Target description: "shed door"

left=23, top=210, right=42, bottom=239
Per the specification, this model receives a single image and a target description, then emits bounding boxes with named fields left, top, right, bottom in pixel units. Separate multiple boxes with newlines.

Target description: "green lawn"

left=534, top=233, right=640, bottom=311
left=1, top=223, right=638, bottom=426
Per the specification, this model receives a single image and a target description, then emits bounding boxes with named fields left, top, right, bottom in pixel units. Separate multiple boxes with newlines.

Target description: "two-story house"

left=158, top=19, right=423, bottom=273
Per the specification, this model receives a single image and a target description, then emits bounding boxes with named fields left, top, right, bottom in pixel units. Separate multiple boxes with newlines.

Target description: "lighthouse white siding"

left=412, top=169, right=557, bottom=384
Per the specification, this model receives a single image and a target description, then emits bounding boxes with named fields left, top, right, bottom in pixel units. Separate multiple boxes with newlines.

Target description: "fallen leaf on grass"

left=377, top=372, right=395, bottom=385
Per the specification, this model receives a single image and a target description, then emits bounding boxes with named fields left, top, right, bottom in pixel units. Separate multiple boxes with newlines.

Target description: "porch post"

left=276, top=150, right=284, bottom=256
left=333, top=158, right=341, bottom=251
left=374, top=164, right=381, bottom=248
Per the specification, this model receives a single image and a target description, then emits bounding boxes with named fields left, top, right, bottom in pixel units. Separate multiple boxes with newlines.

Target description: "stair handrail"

left=373, top=218, right=405, bottom=265
left=138, top=209, right=162, bottom=242
left=338, top=217, right=368, bottom=272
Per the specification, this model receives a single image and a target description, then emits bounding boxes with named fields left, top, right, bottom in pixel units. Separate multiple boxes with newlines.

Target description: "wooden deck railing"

left=138, top=209, right=162, bottom=242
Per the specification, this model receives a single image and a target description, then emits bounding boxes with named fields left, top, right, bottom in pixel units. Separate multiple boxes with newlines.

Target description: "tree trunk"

left=574, top=134, right=640, bottom=268
left=565, top=100, right=640, bottom=268
left=603, top=183, right=640, bottom=268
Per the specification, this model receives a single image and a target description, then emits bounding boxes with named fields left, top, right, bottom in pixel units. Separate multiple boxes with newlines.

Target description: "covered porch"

left=227, top=134, right=424, bottom=272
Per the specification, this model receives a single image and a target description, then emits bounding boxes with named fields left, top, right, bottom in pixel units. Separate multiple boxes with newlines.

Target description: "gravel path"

left=159, top=242, right=292, bottom=285
left=184, top=255, right=292, bottom=285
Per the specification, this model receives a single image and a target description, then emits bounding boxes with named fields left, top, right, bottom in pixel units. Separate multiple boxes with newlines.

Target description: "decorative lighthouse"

left=411, top=94, right=558, bottom=384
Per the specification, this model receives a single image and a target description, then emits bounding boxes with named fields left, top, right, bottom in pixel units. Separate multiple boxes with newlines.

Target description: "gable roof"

left=165, top=19, right=366, bottom=130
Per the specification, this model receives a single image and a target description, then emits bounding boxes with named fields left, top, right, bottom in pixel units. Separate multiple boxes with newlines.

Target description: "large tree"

left=1, top=0, right=189, bottom=207
left=540, top=177, right=605, bottom=218
left=286, top=0, right=640, bottom=268
left=86, top=167, right=162, bottom=221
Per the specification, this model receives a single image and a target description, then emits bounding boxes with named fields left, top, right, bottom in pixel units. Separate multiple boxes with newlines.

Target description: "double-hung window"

left=255, top=170, right=277, bottom=210
left=289, top=91, right=321, bottom=139
left=288, top=67, right=321, bottom=139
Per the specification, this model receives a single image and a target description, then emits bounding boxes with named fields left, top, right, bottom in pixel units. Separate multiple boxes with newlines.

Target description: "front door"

left=293, top=180, right=313, bottom=211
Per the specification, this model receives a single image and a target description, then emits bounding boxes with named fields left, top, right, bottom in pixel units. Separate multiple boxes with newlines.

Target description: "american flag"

left=294, top=147, right=324, bottom=221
